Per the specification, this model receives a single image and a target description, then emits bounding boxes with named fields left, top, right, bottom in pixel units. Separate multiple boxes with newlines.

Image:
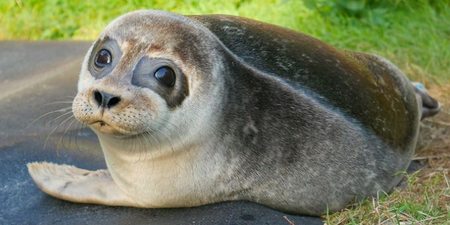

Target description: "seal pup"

left=27, top=10, right=440, bottom=215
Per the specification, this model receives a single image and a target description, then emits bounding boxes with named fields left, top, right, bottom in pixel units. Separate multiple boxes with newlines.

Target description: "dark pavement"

left=0, top=42, right=323, bottom=225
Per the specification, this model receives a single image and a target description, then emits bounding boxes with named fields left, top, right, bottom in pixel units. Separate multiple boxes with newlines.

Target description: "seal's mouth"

left=88, top=120, right=142, bottom=139
left=89, top=120, right=122, bottom=136
left=90, top=120, right=108, bottom=127
left=91, top=120, right=107, bottom=126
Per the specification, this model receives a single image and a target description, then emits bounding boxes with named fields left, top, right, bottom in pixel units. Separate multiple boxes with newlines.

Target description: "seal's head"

left=73, top=10, right=223, bottom=140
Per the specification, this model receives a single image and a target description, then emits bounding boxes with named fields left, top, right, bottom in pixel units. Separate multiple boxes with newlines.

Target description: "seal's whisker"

left=137, top=133, right=146, bottom=162
left=33, top=101, right=73, bottom=112
left=44, top=115, right=74, bottom=151
left=130, top=130, right=140, bottom=161
left=73, top=122, right=82, bottom=151
left=138, top=131, right=148, bottom=163
left=136, top=134, right=147, bottom=162
left=140, top=127, right=162, bottom=168
left=26, top=107, right=72, bottom=129
left=43, top=101, right=73, bottom=105
left=64, top=95, right=76, bottom=99
left=153, top=117, right=189, bottom=150
left=128, top=128, right=141, bottom=162
left=154, top=117, right=199, bottom=172
left=136, top=133, right=143, bottom=163
left=67, top=120, right=78, bottom=150
left=56, top=117, right=78, bottom=153
left=31, top=96, right=74, bottom=111
left=139, top=130, right=154, bottom=163
left=144, top=132, right=158, bottom=170
left=73, top=122, right=87, bottom=152
left=58, top=118, right=73, bottom=150
left=146, top=120, right=186, bottom=172
left=156, top=117, right=220, bottom=182
left=132, top=118, right=171, bottom=161
left=146, top=128, right=162, bottom=162
left=135, top=118, right=172, bottom=160
left=47, top=110, right=74, bottom=127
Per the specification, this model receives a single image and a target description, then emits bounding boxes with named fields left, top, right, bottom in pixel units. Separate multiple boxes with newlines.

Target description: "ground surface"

left=0, top=42, right=323, bottom=225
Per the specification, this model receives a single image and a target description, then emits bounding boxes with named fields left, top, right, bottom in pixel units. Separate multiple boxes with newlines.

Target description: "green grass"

left=324, top=170, right=450, bottom=224
left=1, top=0, right=449, bottom=83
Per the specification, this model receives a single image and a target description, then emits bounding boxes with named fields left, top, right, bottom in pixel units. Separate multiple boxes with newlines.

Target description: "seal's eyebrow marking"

left=92, top=35, right=112, bottom=51
left=147, top=44, right=164, bottom=53
left=131, top=56, right=189, bottom=108
left=87, top=36, right=123, bottom=80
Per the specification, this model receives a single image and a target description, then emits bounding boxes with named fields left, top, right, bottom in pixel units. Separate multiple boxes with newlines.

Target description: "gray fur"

left=40, top=10, right=436, bottom=216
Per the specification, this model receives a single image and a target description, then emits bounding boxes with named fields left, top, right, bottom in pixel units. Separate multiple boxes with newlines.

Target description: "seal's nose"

left=93, top=90, right=121, bottom=109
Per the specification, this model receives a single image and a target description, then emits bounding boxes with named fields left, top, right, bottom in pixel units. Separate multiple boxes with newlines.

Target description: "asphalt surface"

left=0, top=42, right=323, bottom=225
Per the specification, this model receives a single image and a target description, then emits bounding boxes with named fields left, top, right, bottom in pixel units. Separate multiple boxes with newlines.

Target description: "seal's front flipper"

left=412, top=82, right=441, bottom=120
left=27, top=162, right=139, bottom=207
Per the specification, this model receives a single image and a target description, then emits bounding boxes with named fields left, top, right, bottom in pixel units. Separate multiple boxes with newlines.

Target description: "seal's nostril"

left=108, top=96, right=121, bottom=108
left=93, top=90, right=121, bottom=109
left=94, top=91, right=103, bottom=106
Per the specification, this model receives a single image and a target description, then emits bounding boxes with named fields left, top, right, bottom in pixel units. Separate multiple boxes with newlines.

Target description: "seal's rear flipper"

left=412, top=82, right=441, bottom=120
left=27, top=162, right=140, bottom=207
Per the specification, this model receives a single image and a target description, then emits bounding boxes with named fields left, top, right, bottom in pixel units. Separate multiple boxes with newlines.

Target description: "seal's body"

left=28, top=10, right=439, bottom=215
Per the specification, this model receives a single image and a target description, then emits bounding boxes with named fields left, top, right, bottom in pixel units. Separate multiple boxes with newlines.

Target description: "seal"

left=27, top=10, right=440, bottom=215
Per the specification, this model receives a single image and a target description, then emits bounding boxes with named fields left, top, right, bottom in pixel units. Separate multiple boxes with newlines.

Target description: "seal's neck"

left=96, top=132, right=192, bottom=162
left=94, top=130, right=227, bottom=207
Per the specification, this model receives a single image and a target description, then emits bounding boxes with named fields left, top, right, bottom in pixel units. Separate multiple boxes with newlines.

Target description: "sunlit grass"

left=324, top=170, right=450, bottom=225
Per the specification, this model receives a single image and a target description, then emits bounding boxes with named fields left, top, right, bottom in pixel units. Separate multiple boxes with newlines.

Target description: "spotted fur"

left=28, top=10, right=438, bottom=216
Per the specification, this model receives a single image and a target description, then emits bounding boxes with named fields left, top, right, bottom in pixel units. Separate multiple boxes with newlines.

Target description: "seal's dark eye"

left=95, top=49, right=112, bottom=67
left=154, top=66, right=176, bottom=87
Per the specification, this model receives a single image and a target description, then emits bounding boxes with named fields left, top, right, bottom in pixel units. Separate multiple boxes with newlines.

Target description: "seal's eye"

left=95, top=49, right=112, bottom=67
left=154, top=66, right=176, bottom=87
